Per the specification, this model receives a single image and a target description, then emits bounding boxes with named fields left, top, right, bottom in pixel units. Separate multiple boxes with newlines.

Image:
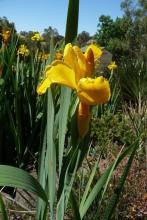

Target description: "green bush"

left=90, top=111, right=135, bottom=157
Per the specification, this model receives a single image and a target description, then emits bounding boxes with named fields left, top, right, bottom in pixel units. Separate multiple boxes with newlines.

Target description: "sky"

left=0, top=0, right=123, bottom=36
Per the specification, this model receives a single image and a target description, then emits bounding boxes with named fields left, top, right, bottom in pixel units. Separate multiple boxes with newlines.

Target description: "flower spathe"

left=37, top=43, right=111, bottom=137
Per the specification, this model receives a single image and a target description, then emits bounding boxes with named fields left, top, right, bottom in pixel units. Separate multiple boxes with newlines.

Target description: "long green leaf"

left=56, top=147, right=81, bottom=220
left=56, top=192, right=65, bottom=220
left=65, top=149, right=81, bottom=208
left=70, top=190, right=82, bottom=220
left=65, top=0, right=79, bottom=44
left=37, top=128, right=48, bottom=220
left=102, top=141, right=139, bottom=220
left=80, top=140, right=139, bottom=219
left=46, top=89, right=56, bottom=220
left=99, top=145, right=124, bottom=206
left=59, top=87, right=71, bottom=175
left=0, top=165, right=48, bottom=203
left=79, top=161, right=98, bottom=211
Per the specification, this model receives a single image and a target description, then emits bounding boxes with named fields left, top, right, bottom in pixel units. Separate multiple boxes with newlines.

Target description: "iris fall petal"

left=77, top=76, right=111, bottom=105
left=37, top=61, right=77, bottom=95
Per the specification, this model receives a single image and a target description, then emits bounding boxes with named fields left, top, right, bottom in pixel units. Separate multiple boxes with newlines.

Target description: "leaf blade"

left=0, top=165, right=48, bottom=203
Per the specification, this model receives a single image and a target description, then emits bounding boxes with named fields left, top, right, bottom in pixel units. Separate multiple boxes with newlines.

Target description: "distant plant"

left=91, top=112, right=135, bottom=156
left=118, top=56, right=147, bottom=105
left=77, top=31, right=91, bottom=47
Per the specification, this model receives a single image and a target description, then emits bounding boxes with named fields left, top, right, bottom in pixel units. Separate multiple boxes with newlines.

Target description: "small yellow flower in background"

left=31, top=33, right=44, bottom=42
left=17, top=44, right=29, bottom=57
left=44, top=53, right=50, bottom=60
left=37, top=43, right=111, bottom=137
left=1, top=30, right=11, bottom=43
left=108, top=61, right=117, bottom=70
left=38, top=52, right=50, bottom=62
left=55, top=51, right=63, bottom=60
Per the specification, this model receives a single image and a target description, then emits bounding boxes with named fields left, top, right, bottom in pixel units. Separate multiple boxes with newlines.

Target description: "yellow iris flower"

left=31, top=33, right=44, bottom=42
left=108, top=61, right=117, bottom=70
left=17, top=44, right=29, bottom=57
left=2, top=30, right=11, bottom=43
left=37, top=43, right=111, bottom=137
left=38, top=52, right=50, bottom=62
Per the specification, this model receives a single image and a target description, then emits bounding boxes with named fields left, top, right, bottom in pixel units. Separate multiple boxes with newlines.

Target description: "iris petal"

left=73, top=46, right=87, bottom=80
left=64, top=44, right=88, bottom=83
left=85, top=44, right=103, bottom=61
left=85, top=48, right=94, bottom=77
left=63, top=43, right=78, bottom=70
left=77, top=76, right=111, bottom=105
left=37, top=61, right=77, bottom=95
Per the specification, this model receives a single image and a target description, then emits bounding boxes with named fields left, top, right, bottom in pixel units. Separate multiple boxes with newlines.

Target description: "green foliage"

left=0, top=31, right=46, bottom=167
left=95, top=0, right=147, bottom=60
left=120, top=0, right=147, bottom=57
left=91, top=112, right=135, bottom=156
left=94, top=15, right=132, bottom=58
left=118, top=57, right=147, bottom=104
left=77, top=31, right=91, bottom=47
left=0, top=165, right=48, bottom=203
left=120, top=0, right=137, bottom=19
left=102, top=141, right=139, bottom=220
left=95, top=15, right=114, bottom=46
left=42, top=26, right=64, bottom=49
left=0, top=17, right=16, bottom=32
left=19, top=27, right=64, bottom=54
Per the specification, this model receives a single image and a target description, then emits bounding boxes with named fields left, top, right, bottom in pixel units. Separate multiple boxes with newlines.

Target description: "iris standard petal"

left=37, top=61, right=77, bottom=95
left=77, top=76, right=111, bottom=105
left=85, top=48, right=94, bottom=77
left=73, top=46, right=87, bottom=80
left=63, top=43, right=78, bottom=70
left=77, top=102, right=91, bottom=138
left=85, top=44, right=103, bottom=61
left=64, top=44, right=89, bottom=83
